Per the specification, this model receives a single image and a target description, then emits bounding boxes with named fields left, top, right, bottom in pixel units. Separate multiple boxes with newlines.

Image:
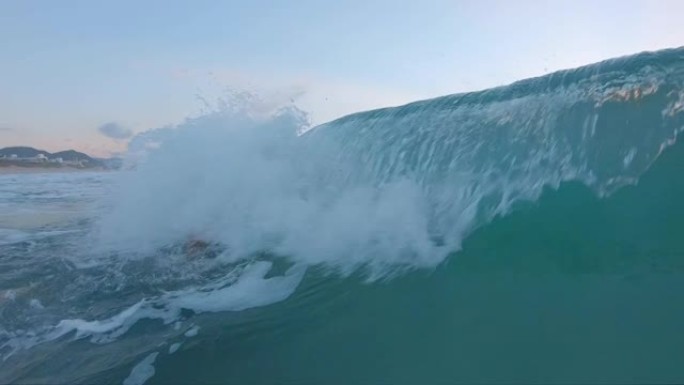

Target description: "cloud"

left=98, top=122, right=133, bottom=140
left=0, top=127, right=13, bottom=132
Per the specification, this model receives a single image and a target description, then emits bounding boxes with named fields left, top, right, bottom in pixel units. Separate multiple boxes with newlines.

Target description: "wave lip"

left=305, top=46, right=684, bottom=245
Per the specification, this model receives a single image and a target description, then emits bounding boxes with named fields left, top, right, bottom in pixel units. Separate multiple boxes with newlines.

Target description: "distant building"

left=23, top=154, right=49, bottom=163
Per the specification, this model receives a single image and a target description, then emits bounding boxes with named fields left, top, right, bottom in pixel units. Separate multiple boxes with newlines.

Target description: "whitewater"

left=1, top=47, right=684, bottom=384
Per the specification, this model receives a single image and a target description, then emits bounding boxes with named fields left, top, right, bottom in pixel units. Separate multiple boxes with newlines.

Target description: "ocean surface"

left=2, top=47, right=684, bottom=384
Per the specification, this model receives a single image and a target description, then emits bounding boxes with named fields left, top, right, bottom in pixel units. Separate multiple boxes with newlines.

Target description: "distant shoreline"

left=1, top=146, right=123, bottom=171
left=0, top=165, right=111, bottom=175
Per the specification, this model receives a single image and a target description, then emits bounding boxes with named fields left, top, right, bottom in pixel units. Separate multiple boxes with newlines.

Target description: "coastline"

left=0, top=166, right=111, bottom=175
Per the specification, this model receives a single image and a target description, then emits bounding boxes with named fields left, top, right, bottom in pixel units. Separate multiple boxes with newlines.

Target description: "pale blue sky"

left=1, top=0, right=682, bottom=156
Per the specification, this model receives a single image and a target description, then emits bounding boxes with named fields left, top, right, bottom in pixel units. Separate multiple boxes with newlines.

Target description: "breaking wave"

left=2, top=47, right=684, bottom=384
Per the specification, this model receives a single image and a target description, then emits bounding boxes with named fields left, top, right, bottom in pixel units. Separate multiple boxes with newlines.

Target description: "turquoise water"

left=1, top=47, right=684, bottom=384
left=148, top=139, right=684, bottom=384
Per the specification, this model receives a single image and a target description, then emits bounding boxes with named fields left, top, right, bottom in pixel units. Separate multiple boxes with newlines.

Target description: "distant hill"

left=0, top=146, right=52, bottom=159
left=0, top=146, right=121, bottom=169
left=51, top=150, right=95, bottom=163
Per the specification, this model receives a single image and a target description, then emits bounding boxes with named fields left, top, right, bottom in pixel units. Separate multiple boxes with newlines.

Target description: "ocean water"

left=2, top=47, right=684, bottom=384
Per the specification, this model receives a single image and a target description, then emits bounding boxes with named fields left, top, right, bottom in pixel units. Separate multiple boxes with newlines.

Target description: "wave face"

left=306, top=47, right=684, bottom=244
left=314, top=47, right=684, bottom=191
left=2, top=47, right=684, bottom=384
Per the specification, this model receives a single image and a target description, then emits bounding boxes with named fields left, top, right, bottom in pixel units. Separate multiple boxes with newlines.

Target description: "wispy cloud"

left=98, top=122, right=133, bottom=140
left=0, top=127, right=13, bottom=132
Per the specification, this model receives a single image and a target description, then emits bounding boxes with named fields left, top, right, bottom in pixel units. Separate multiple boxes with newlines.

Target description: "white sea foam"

left=168, top=342, right=182, bottom=354
left=184, top=326, right=199, bottom=338
left=95, top=96, right=449, bottom=280
left=3, top=290, right=16, bottom=302
left=29, top=299, right=44, bottom=310
left=123, top=352, right=158, bottom=385
left=0, top=229, right=30, bottom=246
left=0, top=261, right=304, bottom=359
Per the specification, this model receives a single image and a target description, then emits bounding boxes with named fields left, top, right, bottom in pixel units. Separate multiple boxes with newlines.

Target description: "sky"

left=1, top=0, right=683, bottom=157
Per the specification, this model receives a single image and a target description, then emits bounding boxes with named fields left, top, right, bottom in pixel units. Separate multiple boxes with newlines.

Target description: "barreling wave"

left=97, top=46, right=684, bottom=278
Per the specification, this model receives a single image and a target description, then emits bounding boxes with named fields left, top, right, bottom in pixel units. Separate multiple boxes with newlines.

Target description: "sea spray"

left=96, top=94, right=448, bottom=278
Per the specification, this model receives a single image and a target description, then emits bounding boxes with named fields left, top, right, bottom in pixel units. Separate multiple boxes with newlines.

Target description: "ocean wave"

left=96, top=47, right=684, bottom=278
left=3, top=47, right=684, bottom=384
